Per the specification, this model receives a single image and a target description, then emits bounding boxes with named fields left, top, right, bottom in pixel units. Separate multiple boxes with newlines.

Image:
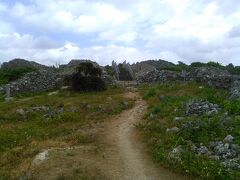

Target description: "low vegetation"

left=0, top=87, right=134, bottom=179
left=139, top=83, right=240, bottom=179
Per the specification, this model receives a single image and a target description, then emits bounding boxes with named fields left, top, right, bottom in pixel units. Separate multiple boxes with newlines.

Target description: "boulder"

left=196, top=145, right=210, bottom=155
left=224, top=135, right=234, bottom=143
left=168, top=145, right=183, bottom=162
left=166, top=127, right=180, bottom=133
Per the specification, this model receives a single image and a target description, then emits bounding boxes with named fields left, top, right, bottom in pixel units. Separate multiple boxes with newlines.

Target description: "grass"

left=0, top=87, right=134, bottom=178
left=139, top=82, right=240, bottom=179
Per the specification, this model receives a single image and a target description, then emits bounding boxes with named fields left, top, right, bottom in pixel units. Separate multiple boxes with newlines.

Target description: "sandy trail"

left=104, top=92, right=184, bottom=180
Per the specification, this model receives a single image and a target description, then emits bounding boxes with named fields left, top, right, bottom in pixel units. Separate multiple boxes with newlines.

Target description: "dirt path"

left=103, top=92, right=184, bottom=180
left=30, top=91, right=185, bottom=179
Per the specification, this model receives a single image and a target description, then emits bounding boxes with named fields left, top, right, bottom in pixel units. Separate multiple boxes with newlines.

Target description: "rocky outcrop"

left=186, top=101, right=220, bottom=115
left=112, top=60, right=120, bottom=80
left=0, top=70, right=63, bottom=95
left=112, top=60, right=135, bottom=81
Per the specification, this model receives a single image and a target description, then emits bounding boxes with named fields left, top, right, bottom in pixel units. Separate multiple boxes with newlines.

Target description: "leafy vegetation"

left=0, top=87, right=134, bottom=178
left=72, top=62, right=106, bottom=91
left=0, top=67, right=37, bottom=85
left=139, top=83, right=240, bottom=179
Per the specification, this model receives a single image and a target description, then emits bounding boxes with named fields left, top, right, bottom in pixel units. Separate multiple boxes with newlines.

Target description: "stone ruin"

left=112, top=60, right=120, bottom=80
left=0, top=70, right=63, bottom=97
left=112, top=60, right=135, bottom=81
left=0, top=59, right=116, bottom=98
left=136, top=66, right=234, bottom=90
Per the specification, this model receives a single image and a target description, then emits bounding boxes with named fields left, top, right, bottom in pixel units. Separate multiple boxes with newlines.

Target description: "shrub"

left=72, top=62, right=106, bottom=92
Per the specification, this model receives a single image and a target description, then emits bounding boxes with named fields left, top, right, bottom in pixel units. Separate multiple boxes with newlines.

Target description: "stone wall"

left=112, top=60, right=135, bottom=81
left=136, top=70, right=183, bottom=83
left=0, top=70, right=63, bottom=96
left=132, top=59, right=174, bottom=76
left=188, top=67, right=233, bottom=89
left=136, top=67, right=234, bottom=89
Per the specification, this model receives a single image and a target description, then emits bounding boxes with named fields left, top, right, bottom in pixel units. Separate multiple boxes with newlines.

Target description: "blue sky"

left=0, top=0, right=240, bottom=66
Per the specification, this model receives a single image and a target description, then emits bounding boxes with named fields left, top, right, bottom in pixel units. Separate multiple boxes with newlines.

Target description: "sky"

left=0, top=0, right=240, bottom=66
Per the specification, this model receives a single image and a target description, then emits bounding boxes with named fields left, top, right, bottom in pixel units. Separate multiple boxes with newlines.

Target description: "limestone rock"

left=166, top=127, right=180, bottom=133
left=224, top=135, right=234, bottom=143
left=186, top=101, right=220, bottom=115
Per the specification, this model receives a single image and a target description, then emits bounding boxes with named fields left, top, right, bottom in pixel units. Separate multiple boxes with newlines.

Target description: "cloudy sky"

left=0, top=0, right=240, bottom=66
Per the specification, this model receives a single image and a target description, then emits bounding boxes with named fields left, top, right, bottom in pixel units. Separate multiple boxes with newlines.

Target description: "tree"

left=72, top=62, right=106, bottom=91
left=190, top=62, right=205, bottom=67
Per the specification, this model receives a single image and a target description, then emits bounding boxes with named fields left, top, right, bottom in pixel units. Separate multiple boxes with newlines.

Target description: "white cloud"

left=0, top=33, right=62, bottom=49
left=0, top=32, right=153, bottom=65
left=10, top=0, right=130, bottom=34
left=0, top=0, right=240, bottom=65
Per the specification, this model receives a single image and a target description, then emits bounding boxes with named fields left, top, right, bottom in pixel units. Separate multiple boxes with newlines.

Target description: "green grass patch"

left=139, top=82, right=240, bottom=179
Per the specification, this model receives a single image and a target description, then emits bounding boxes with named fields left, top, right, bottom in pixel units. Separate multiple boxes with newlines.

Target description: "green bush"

left=72, top=62, right=106, bottom=92
left=223, top=100, right=240, bottom=115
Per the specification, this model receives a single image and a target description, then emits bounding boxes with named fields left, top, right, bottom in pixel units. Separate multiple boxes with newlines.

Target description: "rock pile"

left=0, top=70, right=63, bottom=95
left=206, top=136, right=240, bottom=169
left=181, top=136, right=240, bottom=170
left=186, top=101, right=220, bottom=115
